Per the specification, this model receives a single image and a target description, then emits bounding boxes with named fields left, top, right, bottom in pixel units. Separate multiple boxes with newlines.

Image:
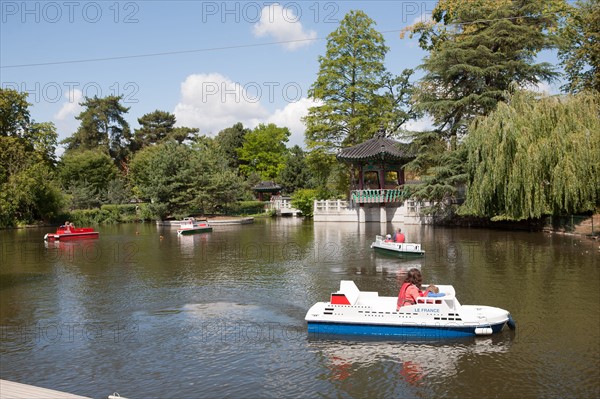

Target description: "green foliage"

left=63, top=95, right=131, bottom=166
left=0, top=89, right=59, bottom=165
left=226, top=200, right=266, bottom=215
left=558, top=0, right=600, bottom=93
left=69, top=204, right=143, bottom=225
left=129, top=138, right=247, bottom=218
left=461, top=90, right=600, bottom=220
left=58, top=150, right=119, bottom=209
left=407, top=0, right=565, bottom=139
left=278, top=145, right=313, bottom=194
left=291, top=189, right=319, bottom=218
left=238, top=123, right=290, bottom=180
left=132, top=110, right=199, bottom=152
left=0, top=88, right=30, bottom=137
left=0, top=161, right=64, bottom=226
left=129, top=141, right=199, bottom=216
left=0, top=130, right=64, bottom=227
left=305, top=10, right=415, bottom=151
left=215, top=122, right=250, bottom=168
left=106, top=177, right=132, bottom=204
left=132, top=110, right=176, bottom=150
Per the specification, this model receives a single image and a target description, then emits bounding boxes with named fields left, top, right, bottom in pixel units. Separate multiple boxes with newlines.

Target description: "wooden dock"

left=0, top=379, right=92, bottom=399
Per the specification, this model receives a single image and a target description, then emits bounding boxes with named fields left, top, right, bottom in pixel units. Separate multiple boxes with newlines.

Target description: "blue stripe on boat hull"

left=308, top=322, right=505, bottom=338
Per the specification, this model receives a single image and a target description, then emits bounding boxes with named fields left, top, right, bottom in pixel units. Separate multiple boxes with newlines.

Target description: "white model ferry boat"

left=305, top=281, right=515, bottom=338
left=370, top=235, right=424, bottom=255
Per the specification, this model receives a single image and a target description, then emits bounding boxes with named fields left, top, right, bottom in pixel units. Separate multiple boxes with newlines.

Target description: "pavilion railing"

left=350, top=189, right=409, bottom=204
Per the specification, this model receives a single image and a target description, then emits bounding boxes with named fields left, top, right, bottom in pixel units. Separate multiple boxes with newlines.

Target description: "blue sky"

left=1, top=1, right=561, bottom=149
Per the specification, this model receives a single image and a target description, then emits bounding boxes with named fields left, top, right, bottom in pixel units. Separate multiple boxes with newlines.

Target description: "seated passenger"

left=393, top=228, right=406, bottom=243
left=384, top=234, right=392, bottom=242
left=397, top=268, right=436, bottom=310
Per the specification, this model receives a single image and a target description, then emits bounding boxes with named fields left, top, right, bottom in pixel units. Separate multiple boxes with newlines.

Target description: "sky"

left=1, top=0, right=563, bottom=150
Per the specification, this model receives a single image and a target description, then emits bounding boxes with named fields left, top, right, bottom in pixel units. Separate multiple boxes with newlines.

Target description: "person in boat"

left=393, top=228, right=406, bottom=243
left=384, top=234, right=392, bottom=242
left=397, top=268, right=438, bottom=310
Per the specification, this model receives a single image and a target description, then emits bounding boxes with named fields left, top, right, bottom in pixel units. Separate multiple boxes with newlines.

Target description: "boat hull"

left=177, top=227, right=213, bottom=235
left=372, top=244, right=425, bottom=256
left=370, top=236, right=424, bottom=255
left=44, top=229, right=99, bottom=241
left=308, top=321, right=506, bottom=338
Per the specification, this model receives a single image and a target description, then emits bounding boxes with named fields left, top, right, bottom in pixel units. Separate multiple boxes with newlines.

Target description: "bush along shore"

left=2, top=201, right=269, bottom=229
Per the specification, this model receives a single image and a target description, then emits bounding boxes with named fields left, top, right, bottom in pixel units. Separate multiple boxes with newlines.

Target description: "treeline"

left=0, top=89, right=334, bottom=227
left=1, top=0, right=599, bottom=227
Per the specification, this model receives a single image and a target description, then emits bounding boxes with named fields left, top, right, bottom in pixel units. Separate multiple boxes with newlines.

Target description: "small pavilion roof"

left=336, top=134, right=415, bottom=163
left=252, top=181, right=282, bottom=192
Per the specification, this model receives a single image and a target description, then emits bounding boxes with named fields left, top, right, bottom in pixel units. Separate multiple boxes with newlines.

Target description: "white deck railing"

left=314, top=199, right=354, bottom=213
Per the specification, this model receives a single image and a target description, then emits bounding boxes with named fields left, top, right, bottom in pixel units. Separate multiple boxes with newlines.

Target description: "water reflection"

left=0, top=221, right=598, bottom=398
left=309, top=334, right=513, bottom=386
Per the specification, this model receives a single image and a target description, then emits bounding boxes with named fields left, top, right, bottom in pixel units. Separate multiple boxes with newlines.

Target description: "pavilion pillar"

left=358, top=205, right=366, bottom=223
left=380, top=205, right=387, bottom=223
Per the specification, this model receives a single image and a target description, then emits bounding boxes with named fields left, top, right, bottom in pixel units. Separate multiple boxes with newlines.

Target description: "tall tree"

left=131, top=110, right=199, bottom=151
left=64, top=95, right=131, bottom=166
left=0, top=89, right=63, bottom=226
left=129, top=141, right=199, bottom=218
left=405, top=0, right=565, bottom=142
left=402, top=0, right=566, bottom=212
left=237, top=123, right=290, bottom=180
left=558, top=0, right=600, bottom=93
left=461, top=90, right=600, bottom=220
left=0, top=136, right=63, bottom=226
left=278, top=145, right=313, bottom=194
left=305, top=10, right=414, bottom=151
left=132, top=110, right=176, bottom=150
left=0, top=88, right=31, bottom=138
left=215, top=122, right=250, bottom=168
left=0, top=89, right=58, bottom=164
left=58, top=150, right=119, bottom=208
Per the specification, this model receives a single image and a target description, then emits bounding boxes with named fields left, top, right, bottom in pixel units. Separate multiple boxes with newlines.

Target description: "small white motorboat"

left=370, top=235, right=425, bottom=255
left=176, top=218, right=213, bottom=235
left=305, top=280, right=515, bottom=338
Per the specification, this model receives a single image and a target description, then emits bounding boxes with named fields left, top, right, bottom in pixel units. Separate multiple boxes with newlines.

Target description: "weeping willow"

left=461, top=90, right=600, bottom=221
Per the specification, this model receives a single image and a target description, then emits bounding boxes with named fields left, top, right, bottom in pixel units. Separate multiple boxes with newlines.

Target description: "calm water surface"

left=0, top=219, right=598, bottom=398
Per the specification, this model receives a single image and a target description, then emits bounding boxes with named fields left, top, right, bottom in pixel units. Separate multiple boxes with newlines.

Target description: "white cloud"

left=253, top=4, right=317, bottom=50
left=173, top=73, right=319, bottom=146
left=404, top=115, right=434, bottom=132
left=53, top=88, right=83, bottom=142
left=173, top=73, right=269, bottom=135
left=522, top=81, right=560, bottom=95
left=54, top=88, right=83, bottom=121
left=266, top=97, right=321, bottom=147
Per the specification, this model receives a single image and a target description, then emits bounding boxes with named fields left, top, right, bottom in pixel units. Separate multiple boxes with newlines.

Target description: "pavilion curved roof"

left=336, top=135, right=415, bottom=163
left=252, top=181, right=282, bottom=192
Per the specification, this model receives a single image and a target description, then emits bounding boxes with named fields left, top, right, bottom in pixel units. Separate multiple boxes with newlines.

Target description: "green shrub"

left=291, top=189, right=318, bottom=218
left=227, top=200, right=266, bottom=215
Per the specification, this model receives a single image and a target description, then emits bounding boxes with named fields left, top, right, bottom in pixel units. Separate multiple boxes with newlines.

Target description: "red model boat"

left=44, top=226, right=99, bottom=241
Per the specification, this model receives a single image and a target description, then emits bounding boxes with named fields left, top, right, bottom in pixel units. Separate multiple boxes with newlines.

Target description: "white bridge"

left=269, top=197, right=301, bottom=217
left=313, top=194, right=432, bottom=224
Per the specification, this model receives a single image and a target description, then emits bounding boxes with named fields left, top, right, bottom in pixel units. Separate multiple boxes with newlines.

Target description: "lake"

left=0, top=219, right=598, bottom=398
